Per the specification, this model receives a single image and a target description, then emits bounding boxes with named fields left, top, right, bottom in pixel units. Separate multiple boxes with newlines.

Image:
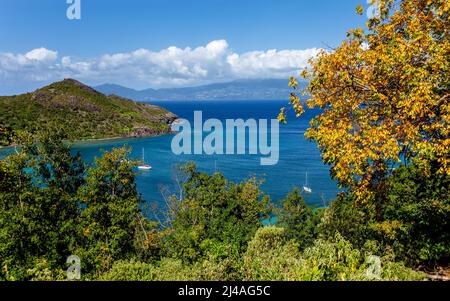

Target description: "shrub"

left=241, top=227, right=303, bottom=281
left=297, top=233, right=363, bottom=281
left=297, top=234, right=426, bottom=281
left=99, top=260, right=157, bottom=281
left=241, top=229, right=426, bottom=281
left=26, top=258, right=66, bottom=281
left=100, top=257, right=231, bottom=281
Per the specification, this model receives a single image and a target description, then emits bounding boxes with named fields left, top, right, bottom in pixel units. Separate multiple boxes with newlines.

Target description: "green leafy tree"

left=77, top=147, right=143, bottom=276
left=277, top=188, right=321, bottom=249
left=281, top=0, right=450, bottom=204
left=0, top=129, right=84, bottom=280
left=318, top=193, right=374, bottom=249
left=162, top=163, right=272, bottom=267
left=318, top=162, right=450, bottom=266
left=379, top=163, right=450, bottom=264
left=0, top=125, right=14, bottom=146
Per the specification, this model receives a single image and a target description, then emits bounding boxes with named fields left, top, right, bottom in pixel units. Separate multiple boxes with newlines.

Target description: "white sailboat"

left=303, top=172, right=312, bottom=194
left=138, top=148, right=152, bottom=170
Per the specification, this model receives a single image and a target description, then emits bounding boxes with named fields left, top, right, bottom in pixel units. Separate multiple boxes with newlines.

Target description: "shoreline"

left=0, top=129, right=177, bottom=151
left=0, top=117, right=182, bottom=150
left=70, top=131, right=175, bottom=147
left=71, top=118, right=184, bottom=147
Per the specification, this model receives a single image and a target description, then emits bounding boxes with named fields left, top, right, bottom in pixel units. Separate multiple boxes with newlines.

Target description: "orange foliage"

left=282, top=0, right=450, bottom=203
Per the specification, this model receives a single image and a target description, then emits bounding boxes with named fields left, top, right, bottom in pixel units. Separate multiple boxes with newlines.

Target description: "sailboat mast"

left=303, top=171, right=312, bottom=193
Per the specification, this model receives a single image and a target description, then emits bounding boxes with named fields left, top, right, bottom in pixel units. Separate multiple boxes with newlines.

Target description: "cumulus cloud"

left=25, top=48, right=58, bottom=62
left=0, top=40, right=321, bottom=91
left=0, top=48, right=57, bottom=69
left=227, top=48, right=321, bottom=78
left=0, top=48, right=60, bottom=85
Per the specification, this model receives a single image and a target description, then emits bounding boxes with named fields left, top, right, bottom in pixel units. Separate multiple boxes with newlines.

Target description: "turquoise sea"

left=1, top=100, right=340, bottom=209
left=72, top=100, right=339, bottom=208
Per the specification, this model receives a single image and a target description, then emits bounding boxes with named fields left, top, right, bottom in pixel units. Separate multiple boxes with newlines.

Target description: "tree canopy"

left=281, top=0, right=449, bottom=203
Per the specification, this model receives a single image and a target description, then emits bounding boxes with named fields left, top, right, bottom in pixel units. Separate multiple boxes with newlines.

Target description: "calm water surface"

left=73, top=100, right=339, bottom=208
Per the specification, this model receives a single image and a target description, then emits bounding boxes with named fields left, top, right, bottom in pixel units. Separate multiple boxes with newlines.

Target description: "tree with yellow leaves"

left=281, top=0, right=449, bottom=204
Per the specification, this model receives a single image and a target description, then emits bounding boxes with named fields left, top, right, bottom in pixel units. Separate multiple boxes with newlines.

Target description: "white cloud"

left=0, top=40, right=321, bottom=92
left=25, top=48, right=58, bottom=62
left=0, top=47, right=57, bottom=70
left=227, top=48, right=321, bottom=78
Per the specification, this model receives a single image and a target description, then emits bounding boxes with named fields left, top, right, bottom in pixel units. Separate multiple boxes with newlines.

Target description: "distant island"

left=0, top=79, right=177, bottom=146
left=95, top=79, right=308, bottom=101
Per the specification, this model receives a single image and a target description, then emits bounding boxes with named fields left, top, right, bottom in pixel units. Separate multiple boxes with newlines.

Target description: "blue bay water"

left=0, top=100, right=340, bottom=209
left=73, top=100, right=339, bottom=208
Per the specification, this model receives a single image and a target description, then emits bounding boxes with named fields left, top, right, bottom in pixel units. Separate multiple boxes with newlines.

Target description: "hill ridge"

left=95, top=79, right=307, bottom=101
left=0, top=79, right=177, bottom=146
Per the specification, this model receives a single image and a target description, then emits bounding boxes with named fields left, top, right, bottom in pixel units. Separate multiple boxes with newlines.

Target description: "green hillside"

left=0, top=79, right=177, bottom=145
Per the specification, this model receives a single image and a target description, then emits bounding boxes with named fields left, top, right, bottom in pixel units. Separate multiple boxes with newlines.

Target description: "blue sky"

left=0, top=0, right=368, bottom=94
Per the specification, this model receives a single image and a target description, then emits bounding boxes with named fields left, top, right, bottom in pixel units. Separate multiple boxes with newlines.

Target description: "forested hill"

left=0, top=79, right=177, bottom=145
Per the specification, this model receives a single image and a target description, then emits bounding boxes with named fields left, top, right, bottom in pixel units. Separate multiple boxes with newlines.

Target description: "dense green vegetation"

left=1, top=132, right=447, bottom=281
left=0, top=79, right=177, bottom=146
left=0, top=0, right=448, bottom=282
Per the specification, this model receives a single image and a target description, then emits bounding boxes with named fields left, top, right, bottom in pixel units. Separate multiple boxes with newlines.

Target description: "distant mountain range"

left=95, top=79, right=306, bottom=101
